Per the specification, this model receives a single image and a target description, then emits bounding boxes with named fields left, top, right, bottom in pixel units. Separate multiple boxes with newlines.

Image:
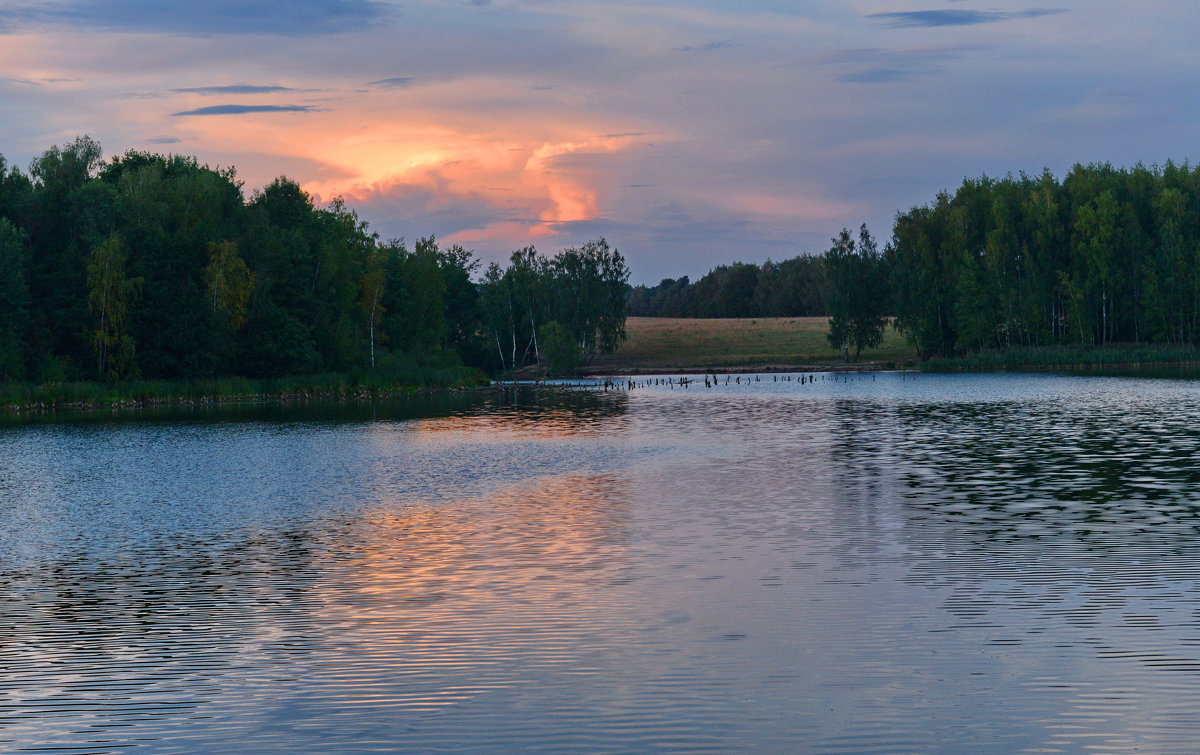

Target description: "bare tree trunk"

left=530, top=314, right=540, bottom=362
left=1101, top=289, right=1107, bottom=345
left=97, top=308, right=106, bottom=378
left=368, top=284, right=381, bottom=369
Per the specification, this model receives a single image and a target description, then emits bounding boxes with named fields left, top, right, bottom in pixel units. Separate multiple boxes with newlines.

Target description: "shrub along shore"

left=1, top=368, right=487, bottom=414
left=919, top=344, right=1200, bottom=372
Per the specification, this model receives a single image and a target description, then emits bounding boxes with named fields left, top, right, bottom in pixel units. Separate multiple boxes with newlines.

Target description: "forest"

left=6, top=135, right=1186, bottom=382
left=880, top=162, right=1200, bottom=359
left=0, top=137, right=629, bottom=384
left=631, top=161, right=1200, bottom=364
left=812, top=162, right=1200, bottom=362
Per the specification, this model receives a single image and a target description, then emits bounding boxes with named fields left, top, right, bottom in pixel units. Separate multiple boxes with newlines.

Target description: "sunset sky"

left=1, top=0, right=1194, bottom=281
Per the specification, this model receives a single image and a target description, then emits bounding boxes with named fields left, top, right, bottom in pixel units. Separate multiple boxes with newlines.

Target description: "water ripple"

left=5, top=374, right=1200, bottom=751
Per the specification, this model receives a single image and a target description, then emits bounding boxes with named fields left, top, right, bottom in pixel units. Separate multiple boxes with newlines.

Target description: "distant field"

left=588, top=317, right=917, bottom=372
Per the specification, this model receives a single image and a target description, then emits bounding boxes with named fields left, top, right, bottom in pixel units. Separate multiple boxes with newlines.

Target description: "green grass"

left=588, top=316, right=916, bottom=371
left=921, top=343, right=1200, bottom=372
left=0, top=366, right=487, bottom=412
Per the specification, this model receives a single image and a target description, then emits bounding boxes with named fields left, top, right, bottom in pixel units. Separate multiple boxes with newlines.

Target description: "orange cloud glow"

left=167, top=80, right=651, bottom=248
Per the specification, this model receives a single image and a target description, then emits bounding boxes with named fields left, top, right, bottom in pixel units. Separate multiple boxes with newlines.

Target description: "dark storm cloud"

left=173, top=84, right=301, bottom=95
left=171, top=104, right=317, bottom=116
left=868, top=8, right=1066, bottom=28
left=0, top=0, right=385, bottom=36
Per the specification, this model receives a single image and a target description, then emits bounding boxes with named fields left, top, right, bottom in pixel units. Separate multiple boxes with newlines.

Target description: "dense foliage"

left=885, top=162, right=1200, bottom=358
left=628, top=254, right=827, bottom=318
left=479, top=240, right=630, bottom=373
left=0, top=137, right=629, bottom=382
left=825, top=225, right=889, bottom=361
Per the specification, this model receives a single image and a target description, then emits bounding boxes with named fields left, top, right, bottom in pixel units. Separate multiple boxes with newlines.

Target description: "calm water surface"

left=4, top=373, right=1200, bottom=752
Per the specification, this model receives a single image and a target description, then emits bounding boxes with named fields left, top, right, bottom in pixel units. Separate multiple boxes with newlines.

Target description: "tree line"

left=481, top=241, right=630, bottom=374
left=819, top=161, right=1200, bottom=361
left=0, top=137, right=629, bottom=382
left=881, top=162, right=1200, bottom=358
left=628, top=255, right=828, bottom=318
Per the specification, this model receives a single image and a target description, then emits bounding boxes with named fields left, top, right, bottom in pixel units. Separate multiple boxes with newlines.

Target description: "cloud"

left=333, top=174, right=548, bottom=258
left=1, top=0, right=1172, bottom=285
left=0, top=0, right=386, bottom=36
left=819, top=46, right=973, bottom=84
left=675, top=40, right=735, bottom=53
left=6, top=76, right=79, bottom=86
left=171, top=104, right=317, bottom=116
left=839, top=68, right=920, bottom=84
left=145, top=136, right=181, bottom=144
left=366, top=77, right=415, bottom=90
left=868, top=8, right=1066, bottom=28
left=173, top=84, right=301, bottom=95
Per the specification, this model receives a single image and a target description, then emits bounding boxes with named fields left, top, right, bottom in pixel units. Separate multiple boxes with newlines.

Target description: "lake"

left=4, top=372, right=1200, bottom=752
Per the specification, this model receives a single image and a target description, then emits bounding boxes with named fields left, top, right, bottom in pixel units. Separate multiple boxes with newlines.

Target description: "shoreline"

left=918, top=345, right=1200, bottom=374
left=1, top=373, right=487, bottom=416
left=3, top=388, right=463, bottom=416
left=1, top=363, right=899, bottom=416
left=12, top=352, right=1200, bottom=416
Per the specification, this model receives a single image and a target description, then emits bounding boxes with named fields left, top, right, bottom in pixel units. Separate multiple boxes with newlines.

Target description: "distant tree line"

left=628, top=255, right=828, bottom=318
left=0, top=136, right=628, bottom=382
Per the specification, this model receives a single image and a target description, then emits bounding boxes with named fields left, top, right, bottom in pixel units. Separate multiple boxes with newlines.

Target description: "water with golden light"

left=5, top=373, right=1200, bottom=752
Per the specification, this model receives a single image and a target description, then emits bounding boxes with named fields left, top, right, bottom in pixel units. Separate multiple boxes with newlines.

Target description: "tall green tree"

left=825, top=225, right=888, bottom=361
left=477, top=239, right=630, bottom=372
left=205, top=240, right=255, bottom=330
left=551, top=238, right=630, bottom=364
left=359, top=245, right=387, bottom=369
left=27, top=136, right=109, bottom=376
left=86, top=234, right=140, bottom=380
left=0, top=219, right=30, bottom=379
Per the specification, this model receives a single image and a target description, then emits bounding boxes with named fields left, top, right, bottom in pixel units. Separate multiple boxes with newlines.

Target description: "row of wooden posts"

left=599, top=373, right=875, bottom=391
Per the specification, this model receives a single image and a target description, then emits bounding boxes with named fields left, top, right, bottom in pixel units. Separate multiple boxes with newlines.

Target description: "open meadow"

left=588, top=316, right=917, bottom=372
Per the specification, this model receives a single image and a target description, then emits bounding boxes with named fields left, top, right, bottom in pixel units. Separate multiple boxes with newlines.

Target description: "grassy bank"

left=586, top=316, right=916, bottom=372
left=1, top=367, right=486, bottom=413
left=921, top=344, right=1200, bottom=372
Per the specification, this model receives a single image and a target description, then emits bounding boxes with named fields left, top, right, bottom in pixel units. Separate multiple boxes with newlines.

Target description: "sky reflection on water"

left=4, top=374, right=1200, bottom=752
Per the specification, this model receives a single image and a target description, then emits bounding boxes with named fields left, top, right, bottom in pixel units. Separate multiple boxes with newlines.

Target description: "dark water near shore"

left=5, top=373, right=1200, bottom=752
